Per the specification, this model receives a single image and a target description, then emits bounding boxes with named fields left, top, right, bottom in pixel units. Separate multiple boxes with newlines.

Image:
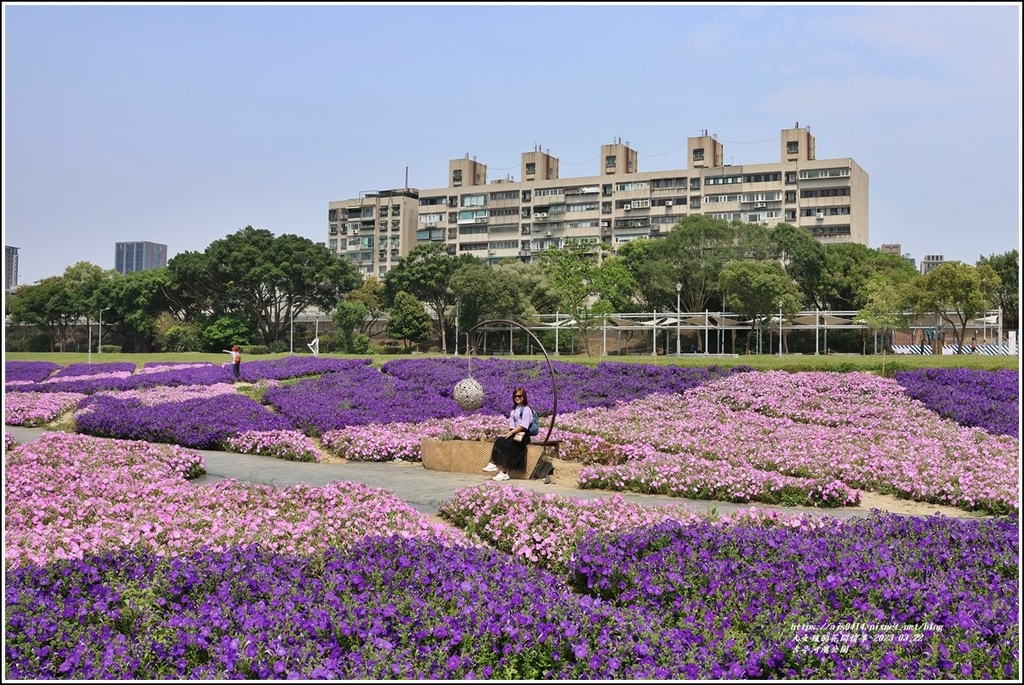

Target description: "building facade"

left=919, top=254, right=945, bottom=275
left=5, top=246, right=19, bottom=291
left=115, top=241, right=167, bottom=275
left=328, top=125, right=869, bottom=279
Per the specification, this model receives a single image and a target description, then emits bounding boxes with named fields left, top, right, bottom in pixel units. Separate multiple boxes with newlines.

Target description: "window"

left=652, top=177, right=687, bottom=189
left=535, top=187, right=564, bottom=197
left=452, top=170, right=463, bottom=183
left=525, top=162, right=536, bottom=175
left=799, top=167, right=850, bottom=180
left=692, top=148, right=705, bottom=162
left=605, top=155, right=617, bottom=168
left=787, top=141, right=799, bottom=154
left=705, top=175, right=742, bottom=186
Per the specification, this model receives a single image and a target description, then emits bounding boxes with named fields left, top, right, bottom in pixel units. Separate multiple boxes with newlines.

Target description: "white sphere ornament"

left=453, top=377, right=484, bottom=411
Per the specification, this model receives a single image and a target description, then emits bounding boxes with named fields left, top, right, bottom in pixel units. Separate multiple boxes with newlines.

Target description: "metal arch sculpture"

left=465, top=318, right=558, bottom=445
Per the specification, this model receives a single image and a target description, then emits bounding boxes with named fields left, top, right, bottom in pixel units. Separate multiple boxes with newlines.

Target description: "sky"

left=2, top=2, right=1021, bottom=286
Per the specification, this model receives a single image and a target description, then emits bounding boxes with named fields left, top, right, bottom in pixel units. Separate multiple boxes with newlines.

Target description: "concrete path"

left=3, top=425, right=955, bottom=520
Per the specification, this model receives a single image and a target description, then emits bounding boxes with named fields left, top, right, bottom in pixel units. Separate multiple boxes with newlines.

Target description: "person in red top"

left=223, top=345, right=241, bottom=382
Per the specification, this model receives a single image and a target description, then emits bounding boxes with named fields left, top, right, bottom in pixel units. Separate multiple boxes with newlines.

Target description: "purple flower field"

left=894, top=368, right=1019, bottom=439
left=2, top=358, right=1020, bottom=680
left=4, top=359, right=1020, bottom=513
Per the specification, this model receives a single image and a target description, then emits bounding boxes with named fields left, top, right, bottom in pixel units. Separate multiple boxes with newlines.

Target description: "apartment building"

left=919, top=254, right=945, bottom=275
left=5, top=246, right=19, bottom=292
left=114, top=241, right=167, bottom=275
left=327, top=125, right=868, bottom=279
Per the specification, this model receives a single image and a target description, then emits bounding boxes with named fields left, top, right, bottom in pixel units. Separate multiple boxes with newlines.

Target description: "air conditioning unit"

left=476, top=217, right=488, bottom=223
left=815, top=212, right=824, bottom=220
left=665, top=200, right=673, bottom=206
left=544, top=230, right=552, bottom=236
left=756, top=203, right=767, bottom=208
left=623, top=205, right=631, bottom=211
left=535, top=212, right=548, bottom=218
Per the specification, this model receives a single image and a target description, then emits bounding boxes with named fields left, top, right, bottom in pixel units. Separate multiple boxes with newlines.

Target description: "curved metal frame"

left=465, top=319, right=558, bottom=444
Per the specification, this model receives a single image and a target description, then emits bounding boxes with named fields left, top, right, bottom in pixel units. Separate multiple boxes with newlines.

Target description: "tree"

left=976, top=250, right=1018, bottom=333
left=170, top=227, right=361, bottom=346
left=5, top=262, right=112, bottom=351
left=719, top=260, right=802, bottom=354
left=910, top=261, right=1001, bottom=353
left=332, top=300, right=368, bottom=352
left=537, top=241, right=609, bottom=356
left=383, top=244, right=480, bottom=353
left=816, top=244, right=918, bottom=311
left=590, top=253, right=637, bottom=315
left=616, top=238, right=665, bottom=310
left=385, top=291, right=432, bottom=351
left=858, top=276, right=914, bottom=354
left=769, top=223, right=826, bottom=308
left=101, top=268, right=175, bottom=352
left=659, top=216, right=744, bottom=314
left=201, top=315, right=254, bottom=353
left=344, top=277, right=386, bottom=335
left=450, top=261, right=521, bottom=343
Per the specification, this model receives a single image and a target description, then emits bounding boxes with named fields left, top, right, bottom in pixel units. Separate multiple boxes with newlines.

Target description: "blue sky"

left=3, top=2, right=1021, bottom=285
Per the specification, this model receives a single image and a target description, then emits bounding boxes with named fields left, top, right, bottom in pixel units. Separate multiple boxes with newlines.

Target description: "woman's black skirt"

left=490, top=435, right=529, bottom=470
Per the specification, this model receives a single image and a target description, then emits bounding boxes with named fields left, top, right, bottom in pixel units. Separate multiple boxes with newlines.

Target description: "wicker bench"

left=420, top=438, right=556, bottom=480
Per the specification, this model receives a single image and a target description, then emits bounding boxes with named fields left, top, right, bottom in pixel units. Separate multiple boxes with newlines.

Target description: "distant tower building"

left=920, top=254, right=945, bottom=275
left=879, top=243, right=902, bottom=255
left=5, top=246, right=19, bottom=291
left=115, top=241, right=167, bottom=275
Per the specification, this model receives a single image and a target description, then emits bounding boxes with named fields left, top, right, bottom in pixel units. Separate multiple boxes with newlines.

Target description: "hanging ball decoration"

left=453, top=377, right=484, bottom=411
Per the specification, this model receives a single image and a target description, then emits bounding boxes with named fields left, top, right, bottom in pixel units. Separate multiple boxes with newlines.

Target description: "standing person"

left=483, top=386, right=534, bottom=481
left=223, top=345, right=241, bottom=382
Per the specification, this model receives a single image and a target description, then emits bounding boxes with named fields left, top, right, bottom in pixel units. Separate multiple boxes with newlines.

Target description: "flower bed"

left=895, top=368, right=1019, bottom=438
left=2, top=421, right=1018, bottom=680
left=3, top=432, right=467, bottom=570
left=4, top=360, right=1019, bottom=515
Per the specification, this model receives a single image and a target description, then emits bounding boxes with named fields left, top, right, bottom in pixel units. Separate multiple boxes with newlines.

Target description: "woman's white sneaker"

left=482, top=463, right=498, bottom=472
left=492, top=472, right=510, bottom=481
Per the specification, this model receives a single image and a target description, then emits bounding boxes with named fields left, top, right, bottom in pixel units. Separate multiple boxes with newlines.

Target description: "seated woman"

left=483, top=386, right=535, bottom=481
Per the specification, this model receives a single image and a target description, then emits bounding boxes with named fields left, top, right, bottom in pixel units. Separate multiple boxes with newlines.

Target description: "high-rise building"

left=115, top=241, right=167, bottom=275
left=328, top=125, right=869, bottom=279
left=920, top=254, right=945, bottom=275
left=5, top=245, right=19, bottom=291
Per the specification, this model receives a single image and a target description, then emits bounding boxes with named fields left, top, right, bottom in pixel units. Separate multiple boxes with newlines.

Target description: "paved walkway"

left=4, top=425, right=957, bottom=520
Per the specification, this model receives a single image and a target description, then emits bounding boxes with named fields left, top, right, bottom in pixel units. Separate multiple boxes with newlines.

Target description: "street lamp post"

left=778, top=301, right=784, bottom=358
left=98, top=307, right=110, bottom=353
left=675, top=282, right=682, bottom=356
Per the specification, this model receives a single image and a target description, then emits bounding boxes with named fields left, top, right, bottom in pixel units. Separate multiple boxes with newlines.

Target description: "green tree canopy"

left=6, top=262, right=113, bottom=351
left=911, top=261, right=1001, bottom=353
left=719, top=260, right=802, bottom=353
left=385, top=291, right=432, bottom=350
left=168, top=226, right=361, bottom=346
left=976, top=250, right=1018, bottom=332
left=383, top=243, right=481, bottom=353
